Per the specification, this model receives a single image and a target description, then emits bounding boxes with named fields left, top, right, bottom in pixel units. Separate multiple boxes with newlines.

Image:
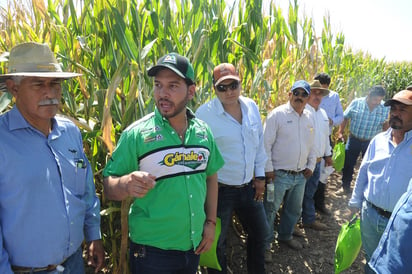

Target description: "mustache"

left=38, top=98, right=60, bottom=106
left=158, top=98, right=172, bottom=104
left=389, top=117, right=402, bottom=123
left=294, top=99, right=303, bottom=103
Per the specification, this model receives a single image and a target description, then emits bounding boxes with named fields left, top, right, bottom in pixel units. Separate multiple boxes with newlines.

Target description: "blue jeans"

left=264, top=170, right=306, bottom=247
left=302, top=162, right=321, bottom=224
left=361, top=200, right=389, bottom=274
left=129, top=242, right=199, bottom=274
left=208, top=182, right=270, bottom=274
left=19, top=247, right=85, bottom=274
left=341, top=136, right=370, bottom=189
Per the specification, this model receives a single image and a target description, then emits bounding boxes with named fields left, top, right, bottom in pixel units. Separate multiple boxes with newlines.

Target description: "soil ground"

left=211, top=169, right=366, bottom=274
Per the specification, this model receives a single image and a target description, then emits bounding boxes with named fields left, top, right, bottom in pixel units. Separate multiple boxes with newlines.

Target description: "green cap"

left=148, top=53, right=195, bottom=85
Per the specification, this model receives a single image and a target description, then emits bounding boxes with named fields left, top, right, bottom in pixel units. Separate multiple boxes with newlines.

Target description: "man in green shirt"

left=103, top=53, right=224, bottom=274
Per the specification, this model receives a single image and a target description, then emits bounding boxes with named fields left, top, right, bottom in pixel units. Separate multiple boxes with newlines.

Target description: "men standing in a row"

left=263, top=80, right=316, bottom=261
left=349, top=89, right=412, bottom=274
left=301, top=80, right=333, bottom=231
left=314, top=73, right=344, bottom=214
left=336, top=85, right=389, bottom=195
left=196, top=63, right=270, bottom=274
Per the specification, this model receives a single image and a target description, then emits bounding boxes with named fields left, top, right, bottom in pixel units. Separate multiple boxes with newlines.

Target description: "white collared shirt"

left=306, top=104, right=332, bottom=158
left=196, top=96, right=267, bottom=185
left=264, top=101, right=316, bottom=172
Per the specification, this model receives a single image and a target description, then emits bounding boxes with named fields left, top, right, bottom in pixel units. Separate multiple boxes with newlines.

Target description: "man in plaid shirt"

left=336, top=85, right=389, bottom=195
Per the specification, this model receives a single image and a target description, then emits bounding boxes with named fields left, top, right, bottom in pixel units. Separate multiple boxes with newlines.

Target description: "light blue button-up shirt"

left=196, top=96, right=267, bottom=185
left=369, top=178, right=412, bottom=273
left=0, top=107, right=101, bottom=272
left=349, top=128, right=412, bottom=211
left=319, top=90, right=344, bottom=135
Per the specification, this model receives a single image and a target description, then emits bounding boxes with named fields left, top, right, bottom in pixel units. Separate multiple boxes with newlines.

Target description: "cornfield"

left=1, top=0, right=411, bottom=273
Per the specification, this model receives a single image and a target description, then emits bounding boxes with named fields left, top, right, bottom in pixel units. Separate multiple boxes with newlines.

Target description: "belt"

left=12, top=263, right=64, bottom=273
left=350, top=134, right=371, bottom=142
left=277, top=169, right=304, bottom=176
left=367, top=201, right=392, bottom=219
left=12, top=257, right=67, bottom=273
left=218, top=182, right=250, bottom=189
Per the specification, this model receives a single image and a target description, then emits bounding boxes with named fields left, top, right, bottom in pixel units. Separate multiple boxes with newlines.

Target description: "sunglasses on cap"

left=292, top=89, right=309, bottom=98
left=216, top=81, right=239, bottom=92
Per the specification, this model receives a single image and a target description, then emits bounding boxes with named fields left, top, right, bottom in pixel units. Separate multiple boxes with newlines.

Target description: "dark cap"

left=384, top=90, right=412, bottom=106
left=213, top=63, right=240, bottom=86
left=406, top=85, right=412, bottom=91
left=291, top=80, right=311, bottom=94
left=368, top=85, right=386, bottom=97
left=148, top=53, right=195, bottom=85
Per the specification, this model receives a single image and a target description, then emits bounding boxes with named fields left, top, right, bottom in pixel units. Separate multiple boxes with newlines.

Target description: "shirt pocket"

left=67, top=158, right=87, bottom=196
left=246, top=123, right=260, bottom=149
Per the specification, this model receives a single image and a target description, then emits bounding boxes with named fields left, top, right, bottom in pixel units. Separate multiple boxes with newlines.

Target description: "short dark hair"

left=368, top=85, right=386, bottom=97
left=314, top=73, right=331, bottom=86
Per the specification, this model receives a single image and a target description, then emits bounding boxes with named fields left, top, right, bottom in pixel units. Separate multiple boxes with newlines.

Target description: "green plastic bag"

left=334, top=215, right=362, bottom=274
left=332, top=142, right=345, bottom=172
left=199, top=217, right=222, bottom=270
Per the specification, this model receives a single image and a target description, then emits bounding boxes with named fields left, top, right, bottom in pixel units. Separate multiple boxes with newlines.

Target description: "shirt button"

left=71, top=222, right=74, bottom=225
left=186, top=175, right=190, bottom=179
left=192, top=231, right=195, bottom=234
left=192, top=213, right=195, bottom=216
left=190, top=194, right=193, bottom=198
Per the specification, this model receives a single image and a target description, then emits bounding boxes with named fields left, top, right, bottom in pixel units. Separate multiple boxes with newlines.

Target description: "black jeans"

left=208, top=182, right=270, bottom=274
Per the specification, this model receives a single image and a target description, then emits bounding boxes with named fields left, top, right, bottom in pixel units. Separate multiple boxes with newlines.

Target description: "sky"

left=279, top=0, right=412, bottom=62
left=1, top=0, right=411, bottom=62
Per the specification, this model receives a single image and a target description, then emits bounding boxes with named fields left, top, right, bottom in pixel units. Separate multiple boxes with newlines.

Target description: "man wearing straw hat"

left=0, top=42, right=104, bottom=273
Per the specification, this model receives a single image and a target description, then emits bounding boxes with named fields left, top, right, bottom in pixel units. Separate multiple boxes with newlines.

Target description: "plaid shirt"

left=344, top=97, right=389, bottom=140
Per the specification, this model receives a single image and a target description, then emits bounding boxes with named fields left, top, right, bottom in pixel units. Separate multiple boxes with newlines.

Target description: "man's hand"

left=252, top=178, right=266, bottom=202
left=349, top=207, right=360, bottom=218
left=303, top=168, right=313, bottom=179
left=324, top=156, right=333, bottom=167
left=87, top=240, right=105, bottom=273
left=195, top=221, right=216, bottom=254
left=265, top=171, right=275, bottom=183
left=337, top=132, right=345, bottom=143
left=123, top=171, right=156, bottom=198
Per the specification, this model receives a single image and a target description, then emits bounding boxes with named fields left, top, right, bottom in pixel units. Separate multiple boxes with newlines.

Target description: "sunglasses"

left=216, top=81, right=239, bottom=92
left=292, top=89, right=309, bottom=98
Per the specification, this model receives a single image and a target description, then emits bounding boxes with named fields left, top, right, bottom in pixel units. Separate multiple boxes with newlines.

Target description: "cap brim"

left=292, top=87, right=311, bottom=94
left=148, top=64, right=193, bottom=84
left=384, top=98, right=412, bottom=106
left=214, top=75, right=240, bottom=86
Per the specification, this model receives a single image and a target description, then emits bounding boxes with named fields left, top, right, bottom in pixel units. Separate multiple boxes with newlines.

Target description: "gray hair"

left=11, top=76, right=25, bottom=85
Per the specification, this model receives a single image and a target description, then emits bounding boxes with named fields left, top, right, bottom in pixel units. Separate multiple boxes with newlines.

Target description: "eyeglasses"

left=216, top=81, right=239, bottom=92
left=292, top=89, right=309, bottom=98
